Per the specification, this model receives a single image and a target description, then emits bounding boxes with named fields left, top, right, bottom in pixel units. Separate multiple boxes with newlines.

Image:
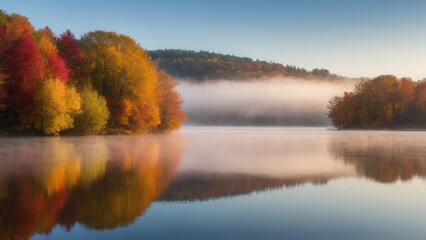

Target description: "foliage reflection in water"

left=1, top=128, right=426, bottom=239
left=0, top=135, right=183, bottom=239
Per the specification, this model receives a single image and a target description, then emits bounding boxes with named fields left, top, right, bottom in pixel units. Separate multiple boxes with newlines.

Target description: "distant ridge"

left=148, top=49, right=346, bottom=82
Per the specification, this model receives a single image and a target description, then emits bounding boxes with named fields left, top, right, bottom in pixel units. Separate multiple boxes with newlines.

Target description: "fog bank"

left=177, top=78, right=356, bottom=126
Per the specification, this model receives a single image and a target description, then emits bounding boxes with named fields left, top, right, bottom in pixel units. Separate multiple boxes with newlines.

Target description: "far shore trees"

left=327, top=75, right=426, bottom=129
left=149, top=49, right=345, bottom=81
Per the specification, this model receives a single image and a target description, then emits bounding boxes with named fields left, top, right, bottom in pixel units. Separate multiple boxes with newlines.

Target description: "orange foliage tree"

left=327, top=75, right=421, bottom=128
left=36, top=27, right=69, bottom=83
left=79, top=31, right=163, bottom=132
left=157, top=71, right=187, bottom=131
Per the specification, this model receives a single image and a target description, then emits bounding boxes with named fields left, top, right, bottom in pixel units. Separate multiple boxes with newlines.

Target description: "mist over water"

left=177, top=78, right=357, bottom=126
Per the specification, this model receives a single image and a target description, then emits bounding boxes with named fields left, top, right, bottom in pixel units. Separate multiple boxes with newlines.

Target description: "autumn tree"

left=36, top=27, right=69, bottom=83
left=412, top=81, right=426, bottom=126
left=74, top=86, right=110, bottom=134
left=0, top=10, right=9, bottom=25
left=57, top=30, right=85, bottom=82
left=327, top=92, right=359, bottom=128
left=392, top=78, right=414, bottom=125
left=79, top=31, right=160, bottom=131
left=156, top=71, right=187, bottom=132
left=4, top=32, right=44, bottom=126
left=0, top=71, right=6, bottom=112
left=329, top=75, right=423, bottom=129
left=359, top=75, right=398, bottom=127
left=0, top=13, right=34, bottom=55
left=0, top=10, right=11, bottom=64
left=35, top=78, right=81, bottom=135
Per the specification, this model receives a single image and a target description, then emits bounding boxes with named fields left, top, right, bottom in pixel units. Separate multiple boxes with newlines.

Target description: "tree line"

left=0, top=10, right=186, bottom=135
left=149, top=49, right=345, bottom=82
left=327, top=75, right=426, bottom=128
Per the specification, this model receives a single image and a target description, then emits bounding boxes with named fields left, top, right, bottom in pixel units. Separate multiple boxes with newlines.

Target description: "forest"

left=327, top=75, right=426, bottom=129
left=149, top=49, right=345, bottom=82
left=0, top=10, right=186, bottom=135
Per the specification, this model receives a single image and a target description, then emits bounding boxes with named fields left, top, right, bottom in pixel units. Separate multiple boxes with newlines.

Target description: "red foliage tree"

left=37, top=27, right=69, bottom=83
left=0, top=13, right=34, bottom=55
left=0, top=72, right=6, bottom=112
left=4, top=32, right=44, bottom=125
left=57, top=30, right=84, bottom=81
left=47, top=50, right=69, bottom=83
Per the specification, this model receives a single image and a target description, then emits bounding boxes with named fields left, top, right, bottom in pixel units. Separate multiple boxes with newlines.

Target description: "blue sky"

left=2, top=0, right=426, bottom=79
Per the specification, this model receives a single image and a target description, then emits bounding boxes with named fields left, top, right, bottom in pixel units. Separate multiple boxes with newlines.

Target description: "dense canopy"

left=0, top=10, right=186, bottom=135
left=327, top=75, right=426, bottom=129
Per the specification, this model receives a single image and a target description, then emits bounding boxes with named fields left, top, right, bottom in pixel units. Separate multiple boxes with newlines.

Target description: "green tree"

left=75, top=86, right=110, bottom=134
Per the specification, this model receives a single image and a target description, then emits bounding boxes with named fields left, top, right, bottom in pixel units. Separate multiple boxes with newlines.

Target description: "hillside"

left=148, top=49, right=345, bottom=82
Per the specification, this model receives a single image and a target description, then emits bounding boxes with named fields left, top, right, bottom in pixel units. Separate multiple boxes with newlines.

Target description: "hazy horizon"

left=178, top=78, right=356, bottom=126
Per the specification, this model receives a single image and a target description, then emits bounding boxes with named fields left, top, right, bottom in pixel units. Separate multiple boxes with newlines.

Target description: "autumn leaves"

left=327, top=75, right=426, bottom=129
left=0, top=11, right=186, bottom=135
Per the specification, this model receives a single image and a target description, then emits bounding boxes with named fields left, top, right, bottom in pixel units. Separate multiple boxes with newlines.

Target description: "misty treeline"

left=179, top=79, right=355, bottom=126
left=0, top=10, right=186, bottom=135
left=149, top=49, right=345, bottom=82
left=327, top=75, right=426, bottom=128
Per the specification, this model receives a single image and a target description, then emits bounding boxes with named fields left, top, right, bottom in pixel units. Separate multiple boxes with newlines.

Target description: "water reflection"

left=328, top=131, right=426, bottom=183
left=161, top=130, right=426, bottom=202
left=0, top=135, right=183, bottom=239
left=160, top=172, right=331, bottom=202
left=160, top=129, right=355, bottom=202
left=2, top=129, right=426, bottom=239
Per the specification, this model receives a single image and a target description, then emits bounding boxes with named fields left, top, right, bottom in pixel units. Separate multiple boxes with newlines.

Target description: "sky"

left=2, top=0, right=426, bottom=79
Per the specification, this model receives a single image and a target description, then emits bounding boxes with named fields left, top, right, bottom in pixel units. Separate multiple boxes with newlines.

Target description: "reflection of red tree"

left=0, top=135, right=183, bottom=239
left=0, top=176, right=68, bottom=239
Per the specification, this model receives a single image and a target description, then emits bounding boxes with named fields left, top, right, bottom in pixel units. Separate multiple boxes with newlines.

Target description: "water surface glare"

left=0, top=127, right=425, bottom=239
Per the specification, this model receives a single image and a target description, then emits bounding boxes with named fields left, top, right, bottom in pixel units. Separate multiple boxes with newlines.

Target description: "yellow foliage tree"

left=35, top=78, right=81, bottom=135
left=74, top=86, right=110, bottom=134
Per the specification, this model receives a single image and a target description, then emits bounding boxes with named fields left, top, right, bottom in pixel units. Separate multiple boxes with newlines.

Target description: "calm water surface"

left=1, top=127, right=426, bottom=239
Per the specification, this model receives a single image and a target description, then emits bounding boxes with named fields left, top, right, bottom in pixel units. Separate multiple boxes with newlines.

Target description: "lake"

left=1, top=127, right=426, bottom=240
